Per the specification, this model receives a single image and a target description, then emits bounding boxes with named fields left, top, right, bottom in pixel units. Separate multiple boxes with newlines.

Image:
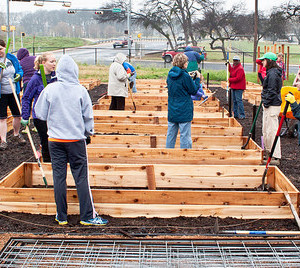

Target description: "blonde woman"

left=166, top=53, right=200, bottom=149
left=21, top=52, right=57, bottom=162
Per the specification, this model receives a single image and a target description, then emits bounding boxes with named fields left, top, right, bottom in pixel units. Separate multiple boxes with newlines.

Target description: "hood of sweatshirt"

left=56, top=55, right=79, bottom=84
left=17, top=48, right=29, bottom=60
left=168, top=66, right=185, bottom=80
left=184, top=46, right=193, bottom=52
left=114, top=53, right=127, bottom=64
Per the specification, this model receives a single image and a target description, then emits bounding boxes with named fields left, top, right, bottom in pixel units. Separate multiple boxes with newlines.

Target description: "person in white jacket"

left=35, top=55, right=108, bottom=226
left=108, top=53, right=129, bottom=110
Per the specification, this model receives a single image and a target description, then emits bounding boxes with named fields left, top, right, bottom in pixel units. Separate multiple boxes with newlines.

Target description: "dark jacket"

left=167, top=66, right=199, bottom=123
left=184, top=46, right=205, bottom=72
left=17, top=48, right=36, bottom=84
left=228, top=63, right=246, bottom=90
left=291, top=102, right=300, bottom=121
left=0, top=53, right=23, bottom=96
left=261, top=68, right=282, bottom=108
left=21, top=71, right=57, bottom=120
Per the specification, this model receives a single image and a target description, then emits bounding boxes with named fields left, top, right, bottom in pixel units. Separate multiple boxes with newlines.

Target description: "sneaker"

left=0, top=142, right=8, bottom=151
left=32, top=127, right=38, bottom=132
left=55, top=215, right=68, bottom=225
left=80, top=216, right=108, bottom=226
left=13, top=133, right=26, bottom=145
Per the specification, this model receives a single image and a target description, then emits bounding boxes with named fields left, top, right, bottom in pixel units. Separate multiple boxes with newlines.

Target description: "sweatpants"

left=109, top=96, right=125, bottom=110
left=49, top=140, right=96, bottom=222
left=33, top=119, right=51, bottom=162
left=262, top=106, right=281, bottom=159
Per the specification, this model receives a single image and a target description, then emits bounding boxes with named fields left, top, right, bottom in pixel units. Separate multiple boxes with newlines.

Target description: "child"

left=123, top=61, right=137, bottom=93
left=191, top=74, right=208, bottom=101
left=276, top=53, right=286, bottom=82
left=35, top=55, right=108, bottom=226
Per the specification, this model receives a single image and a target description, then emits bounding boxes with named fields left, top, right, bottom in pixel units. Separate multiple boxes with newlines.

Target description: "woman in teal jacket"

left=0, top=39, right=24, bottom=150
left=166, top=53, right=199, bottom=149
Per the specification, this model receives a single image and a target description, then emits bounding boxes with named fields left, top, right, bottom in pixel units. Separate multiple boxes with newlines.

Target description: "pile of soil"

left=0, top=83, right=299, bottom=236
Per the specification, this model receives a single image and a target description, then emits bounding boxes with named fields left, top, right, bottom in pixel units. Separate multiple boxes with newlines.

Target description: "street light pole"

left=6, top=0, right=10, bottom=42
left=253, top=0, right=258, bottom=72
left=127, top=0, right=132, bottom=61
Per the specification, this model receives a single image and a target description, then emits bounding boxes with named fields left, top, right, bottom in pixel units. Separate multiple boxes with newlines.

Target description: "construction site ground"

left=0, top=83, right=299, bottom=246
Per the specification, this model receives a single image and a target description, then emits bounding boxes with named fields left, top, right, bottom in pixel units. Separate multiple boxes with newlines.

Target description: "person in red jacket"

left=256, top=58, right=267, bottom=84
left=228, top=55, right=246, bottom=119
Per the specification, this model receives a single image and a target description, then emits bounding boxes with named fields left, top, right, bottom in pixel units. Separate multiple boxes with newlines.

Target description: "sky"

left=1, top=0, right=288, bottom=14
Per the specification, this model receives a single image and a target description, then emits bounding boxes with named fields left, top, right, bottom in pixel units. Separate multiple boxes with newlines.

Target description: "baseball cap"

left=233, top=55, right=240, bottom=61
left=259, top=52, right=277, bottom=61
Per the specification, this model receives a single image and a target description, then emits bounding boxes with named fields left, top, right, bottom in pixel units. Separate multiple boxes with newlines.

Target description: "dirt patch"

left=0, top=83, right=299, bottom=236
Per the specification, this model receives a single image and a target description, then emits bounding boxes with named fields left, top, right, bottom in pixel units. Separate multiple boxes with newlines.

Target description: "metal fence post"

left=95, top=48, right=97, bottom=65
left=242, top=52, right=245, bottom=67
left=63, top=48, right=65, bottom=55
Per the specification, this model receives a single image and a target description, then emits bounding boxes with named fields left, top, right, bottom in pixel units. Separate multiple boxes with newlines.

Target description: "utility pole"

left=253, top=0, right=258, bottom=72
left=127, top=0, right=132, bottom=61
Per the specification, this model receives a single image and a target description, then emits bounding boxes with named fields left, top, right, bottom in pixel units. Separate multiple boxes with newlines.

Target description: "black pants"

left=109, top=96, right=125, bottom=110
left=33, top=119, right=51, bottom=162
left=49, top=140, right=96, bottom=221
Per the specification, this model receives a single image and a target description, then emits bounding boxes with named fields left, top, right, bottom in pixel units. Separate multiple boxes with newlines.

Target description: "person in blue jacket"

left=166, top=53, right=200, bottom=149
left=123, top=61, right=137, bottom=93
left=21, top=52, right=57, bottom=162
left=184, top=46, right=205, bottom=72
left=0, top=39, right=25, bottom=150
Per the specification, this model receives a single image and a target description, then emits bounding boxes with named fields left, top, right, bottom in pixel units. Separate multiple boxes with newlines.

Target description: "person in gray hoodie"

left=108, top=53, right=129, bottom=110
left=35, top=55, right=108, bottom=226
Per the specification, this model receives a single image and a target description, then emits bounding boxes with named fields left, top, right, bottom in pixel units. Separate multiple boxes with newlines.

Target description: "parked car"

left=113, top=39, right=133, bottom=49
left=162, top=46, right=205, bottom=63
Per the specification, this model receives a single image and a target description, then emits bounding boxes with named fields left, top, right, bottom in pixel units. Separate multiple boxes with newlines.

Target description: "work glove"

left=127, top=73, right=132, bottom=79
left=85, top=136, right=91, bottom=145
left=21, top=118, right=30, bottom=127
left=285, top=93, right=296, bottom=104
left=14, top=74, right=21, bottom=82
left=0, top=62, right=6, bottom=69
left=225, top=60, right=229, bottom=66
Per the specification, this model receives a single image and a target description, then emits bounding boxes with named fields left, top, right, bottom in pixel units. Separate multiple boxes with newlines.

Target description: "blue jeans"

left=232, top=89, right=245, bottom=119
left=129, top=72, right=137, bottom=93
left=166, top=121, right=192, bottom=149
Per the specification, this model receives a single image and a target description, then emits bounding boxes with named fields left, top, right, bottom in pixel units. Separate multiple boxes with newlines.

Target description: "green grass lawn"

left=79, top=64, right=296, bottom=86
left=8, top=36, right=92, bottom=53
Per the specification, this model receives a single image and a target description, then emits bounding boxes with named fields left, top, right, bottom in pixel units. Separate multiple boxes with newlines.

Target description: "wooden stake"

left=146, top=165, right=156, bottom=190
left=287, top=46, right=290, bottom=80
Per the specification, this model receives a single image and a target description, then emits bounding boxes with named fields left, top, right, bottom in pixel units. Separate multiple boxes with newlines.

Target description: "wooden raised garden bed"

left=0, top=163, right=298, bottom=219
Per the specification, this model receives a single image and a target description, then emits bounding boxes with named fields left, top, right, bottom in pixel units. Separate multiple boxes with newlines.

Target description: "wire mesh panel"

left=1, top=238, right=300, bottom=267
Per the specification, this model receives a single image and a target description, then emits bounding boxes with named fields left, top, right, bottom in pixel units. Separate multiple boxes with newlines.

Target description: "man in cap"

left=227, top=55, right=246, bottom=119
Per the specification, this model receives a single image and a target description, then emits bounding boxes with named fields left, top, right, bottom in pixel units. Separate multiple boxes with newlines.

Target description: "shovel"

left=260, top=98, right=290, bottom=191
left=0, top=38, right=11, bottom=81
left=128, top=80, right=136, bottom=111
left=241, top=100, right=262, bottom=149
left=8, top=78, right=48, bottom=187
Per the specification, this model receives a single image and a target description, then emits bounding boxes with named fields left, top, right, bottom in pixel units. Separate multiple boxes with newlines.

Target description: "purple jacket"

left=21, top=71, right=57, bottom=120
left=17, top=48, right=36, bottom=84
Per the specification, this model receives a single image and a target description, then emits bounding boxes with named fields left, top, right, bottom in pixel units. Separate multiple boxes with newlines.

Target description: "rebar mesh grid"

left=1, top=238, right=300, bottom=267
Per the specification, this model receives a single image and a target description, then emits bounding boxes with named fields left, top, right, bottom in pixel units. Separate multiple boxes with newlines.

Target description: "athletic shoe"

left=13, top=133, right=26, bottom=145
left=55, top=215, right=68, bottom=225
left=80, top=216, right=108, bottom=226
left=0, top=142, right=8, bottom=151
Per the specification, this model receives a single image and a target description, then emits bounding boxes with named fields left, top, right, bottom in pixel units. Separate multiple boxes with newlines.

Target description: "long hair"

left=34, top=52, right=54, bottom=70
left=265, top=59, right=279, bottom=70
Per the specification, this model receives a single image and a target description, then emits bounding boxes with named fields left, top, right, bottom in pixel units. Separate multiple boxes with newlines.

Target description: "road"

left=50, top=41, right=299, bottom=74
